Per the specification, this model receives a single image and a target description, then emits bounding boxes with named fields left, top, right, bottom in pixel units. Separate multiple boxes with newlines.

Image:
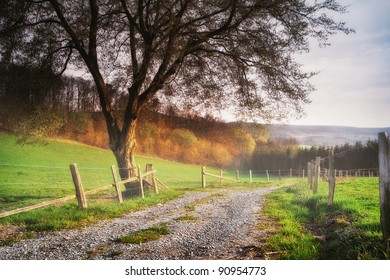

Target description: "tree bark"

left=111, top=117, right=140, bottom=197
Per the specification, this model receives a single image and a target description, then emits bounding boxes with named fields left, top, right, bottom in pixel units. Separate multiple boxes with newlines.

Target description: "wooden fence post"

left=202, top=166, right=206, bottom=188
left=111, top=165, right=123, bottom=203
left=70, top=163, right=87, bottom=209
left=378, top=132, right=390, bottom=254
left=266, top=170, right=270, bottom=182
left=324, top=168, right=328, bottom=181
left=308, top=161, right=313, bottom=189
left=328, top=150, right=335, bottom=206
left=146, top=164, right=158, bottom=194
left=278, top=169, right=281, bottom=180
left=313, top=157, right=321, bottom=194
left=249, top=170, right=253, bottom=183
left=137, top=165, right=145, bottom=199
left=236, top=170, right=240, bottom=181
left=290, top=168, right=292, bottom=178
left=145, top=164, right=152, bottom=191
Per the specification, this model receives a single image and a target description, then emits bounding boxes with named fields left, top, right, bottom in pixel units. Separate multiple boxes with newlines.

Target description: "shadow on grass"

left=290, top=193, right=387, bottom=260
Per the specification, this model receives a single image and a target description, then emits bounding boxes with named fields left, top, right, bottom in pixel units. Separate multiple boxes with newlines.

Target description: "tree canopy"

left=1, top=0, right=352, bottom=119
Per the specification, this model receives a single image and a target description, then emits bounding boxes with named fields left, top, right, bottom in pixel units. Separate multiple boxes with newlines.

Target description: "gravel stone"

left=0, top=187, right=279, bottom=260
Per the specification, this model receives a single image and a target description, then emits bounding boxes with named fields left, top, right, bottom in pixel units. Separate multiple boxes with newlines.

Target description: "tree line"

left=0, top=63, right=98, bottom=131
left=251, top=139, right=379, bottom=172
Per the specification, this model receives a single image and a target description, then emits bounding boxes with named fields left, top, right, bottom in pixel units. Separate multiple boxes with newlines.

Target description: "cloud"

left=290, top=0, right=390, bottom=127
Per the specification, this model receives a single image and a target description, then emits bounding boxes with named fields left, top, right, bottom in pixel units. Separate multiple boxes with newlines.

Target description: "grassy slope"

left=260, top=178, right=387, bottom=260
left=0, top=132, right=271, bottom=232
left=0, top=132, right=216, bottom=209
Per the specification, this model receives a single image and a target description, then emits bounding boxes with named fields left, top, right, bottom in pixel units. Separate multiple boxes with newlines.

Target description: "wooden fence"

left=0, top=163, right=161, bottom=218
left=201, top=165, right=378, bottom=189
left=201, top=166, right=239, bottom=188
left=305, top=132, right=389, bottom=254
left=70, top=163, right=159, bottom=208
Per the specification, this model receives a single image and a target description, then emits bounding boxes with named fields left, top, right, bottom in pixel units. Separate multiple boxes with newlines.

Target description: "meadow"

left=260, top=177, right=387, bottom=259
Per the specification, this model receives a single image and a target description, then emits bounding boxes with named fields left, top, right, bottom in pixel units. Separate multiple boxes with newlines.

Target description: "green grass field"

left=0, top=132, right=274, bottom=233
left=0, top=132, right=215, bottom=210
left=260, top=177, right=388, bottom=260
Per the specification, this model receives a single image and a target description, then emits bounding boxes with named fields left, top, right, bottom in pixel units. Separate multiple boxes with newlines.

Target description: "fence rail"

left=201, top=166, right=239, bottom=188
left=200, top=166, right=378, bottom=189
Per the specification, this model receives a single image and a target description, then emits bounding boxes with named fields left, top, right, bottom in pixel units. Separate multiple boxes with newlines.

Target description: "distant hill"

left=268, top=124, right=390, bottom=146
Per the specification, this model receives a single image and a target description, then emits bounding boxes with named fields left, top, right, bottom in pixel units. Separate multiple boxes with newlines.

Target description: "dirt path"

left=0, top=187, right=279, bottom=260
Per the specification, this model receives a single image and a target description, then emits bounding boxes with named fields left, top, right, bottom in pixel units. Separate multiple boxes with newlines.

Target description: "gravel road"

left=0, top=187, right=279, bottom=260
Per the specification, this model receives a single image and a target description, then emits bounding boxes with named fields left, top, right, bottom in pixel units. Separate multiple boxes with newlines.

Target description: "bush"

left=15, top=108, right=66, bottom=144
left=209, top=143, right=233, bottom=167
left=169, top=129, right=198, bottom=148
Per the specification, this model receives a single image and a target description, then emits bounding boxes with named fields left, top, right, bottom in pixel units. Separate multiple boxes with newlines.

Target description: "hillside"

left=268, top=124, right=390, bottom=146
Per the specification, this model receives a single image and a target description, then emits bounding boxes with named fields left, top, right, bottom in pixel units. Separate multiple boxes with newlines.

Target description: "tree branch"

left=88, top=0, right=98, bottom=61
left=49, top=0, right=86, bottom=56
left=54, top=46, right=73, bottom=76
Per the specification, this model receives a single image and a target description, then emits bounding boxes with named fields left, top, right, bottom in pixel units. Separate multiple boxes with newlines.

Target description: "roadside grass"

left=1, top=189, right=180, bottom=232
left=115, top=223, right=170, bottom=244
left=0, top=132, right=281, bottom=240
left=260, top=178, right=388, bottom=260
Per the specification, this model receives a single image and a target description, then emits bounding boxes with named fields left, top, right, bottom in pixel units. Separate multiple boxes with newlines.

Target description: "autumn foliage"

left=134, top=110, right=259, bottom=168
left=50, top=109, right=259, bottom=169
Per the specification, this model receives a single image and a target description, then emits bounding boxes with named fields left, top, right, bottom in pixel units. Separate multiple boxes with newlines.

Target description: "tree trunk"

left=111, top=118, right=140, bottom=197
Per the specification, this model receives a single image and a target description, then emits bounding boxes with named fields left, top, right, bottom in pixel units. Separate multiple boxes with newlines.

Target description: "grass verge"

left=115, top=223, right=170, bottom=244
left=259, top=178, right=388, bottom=260
left=0, top=189, right=180, bottom=231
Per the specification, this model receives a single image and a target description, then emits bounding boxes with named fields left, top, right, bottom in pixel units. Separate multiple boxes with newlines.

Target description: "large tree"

left=0, top=0, right=352, bottom=190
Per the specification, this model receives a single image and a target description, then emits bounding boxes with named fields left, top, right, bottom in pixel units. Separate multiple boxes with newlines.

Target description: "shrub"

left=209, top=143, right=233, bottom=167
left=169, top=128, right=198, bottom=148
left=15, top=108, right=66, bottom=144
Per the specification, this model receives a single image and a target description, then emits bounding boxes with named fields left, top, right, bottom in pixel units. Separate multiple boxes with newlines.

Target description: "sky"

left=285, top=0, right=390, bottom=128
